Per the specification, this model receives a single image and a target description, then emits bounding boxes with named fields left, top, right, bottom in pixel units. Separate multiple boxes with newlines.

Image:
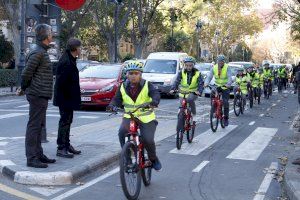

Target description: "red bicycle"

left=174, top=90, right=196, bottom=149
left=208, top=85, right=226, bottom=132
left=110, top=104, right=153, bottom=200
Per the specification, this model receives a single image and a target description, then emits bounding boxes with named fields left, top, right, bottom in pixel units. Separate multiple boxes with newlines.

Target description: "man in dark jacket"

left=17, top=24, right=56, bottom=168
left=53, top=38, right=82, bottom=158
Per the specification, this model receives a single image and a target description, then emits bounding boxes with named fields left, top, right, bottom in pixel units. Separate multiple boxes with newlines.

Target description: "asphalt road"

left=0, top=88, right=296, bottom=200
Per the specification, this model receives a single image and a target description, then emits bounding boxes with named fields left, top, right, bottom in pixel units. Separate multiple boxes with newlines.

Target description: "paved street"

left=0, top=88, right=297, bottom=200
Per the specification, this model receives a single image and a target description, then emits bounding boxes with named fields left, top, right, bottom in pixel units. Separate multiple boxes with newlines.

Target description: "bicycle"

left=174, top=90, right=196, bottom=150
left=233, top=87, right=245, bottom=116
left=110, top=104, right=154, bottom=200
left=263, top=78, right=272, bottom=99
left=207, top=85, right=226, bottom=132
left=248, top=85, right=254, bottom=108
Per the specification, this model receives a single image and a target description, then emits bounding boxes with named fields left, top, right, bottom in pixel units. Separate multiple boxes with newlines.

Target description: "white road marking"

left=17, top=104, right=29, bottom=108
left=227, top=127, right=278, bottom=161
left=192, top=161, right=210, bottom=173
left=0, top=160, right=15, bottom=172
left=249, top=121, right=255, bottom=126
left=46, top=114, right=61, bottom=117
left=51, top=167, right=120, bottom=200
left=0, top=101, right=26, bottom=106
left=0, top=150, right=5, bottom=155
left=0, top=113, right=27, bottom=120
left=29, top=187, right=65, bottom=197
left=253, top=162, right=278, bottom=200
left=0, top=142, right=8, bottom=146
left=259, top=114, right=264, bottom=117
left=170, top=125, right=238, bottom=155
left=77, top=116, right=99, bottom=119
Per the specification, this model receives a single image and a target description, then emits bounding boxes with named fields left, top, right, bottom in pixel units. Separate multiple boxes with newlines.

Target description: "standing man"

left=17, top=24, right=56, bottom=168
left=204, top=55, right=232, bottom=126
left=53, top=38, right=82, bottom=158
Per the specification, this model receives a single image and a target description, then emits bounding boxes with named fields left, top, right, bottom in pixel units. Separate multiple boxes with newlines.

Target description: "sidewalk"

left=0, top=116, right=178, bottom=186
left=283, top=113, right=300, bottom=200
left=0, top=86, right=16, bottom=97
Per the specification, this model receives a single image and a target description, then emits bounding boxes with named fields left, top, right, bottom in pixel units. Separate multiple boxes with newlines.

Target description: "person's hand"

left=169, top=90, right=175, bottom=94
left=195, top=91, right=201, bottom=96
left=16, top=88, right=24, bottom=96
left=106, top=105, right=118, bottom=112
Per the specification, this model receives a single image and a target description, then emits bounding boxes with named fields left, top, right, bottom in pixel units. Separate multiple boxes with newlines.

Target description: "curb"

left=0, top=151, right=120, bottom=186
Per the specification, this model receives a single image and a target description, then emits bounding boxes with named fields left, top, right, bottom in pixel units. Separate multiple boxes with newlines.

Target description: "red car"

left=79, top=64, right=124, bottom=107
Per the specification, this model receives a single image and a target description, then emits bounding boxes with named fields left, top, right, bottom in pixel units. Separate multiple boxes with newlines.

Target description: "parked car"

left=195, top=63, right=213, bottom=80
left=77, top=59, right=100, bottom=71
left=79, top=64, right=123, bottom=107
left=142, top=52, right=188, bottom=97
left=203, top=63, right=243, bottom=97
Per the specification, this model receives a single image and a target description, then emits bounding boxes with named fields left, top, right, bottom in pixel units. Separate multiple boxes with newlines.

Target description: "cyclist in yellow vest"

left=204, top=55, right=232, bottom=126
left=278, top=65, right=287, bottom=90
left=108, top=61, right=162, bottom=171
left=234, top=68, right=250, bottom=106
left=246, top=65, right=261, bottom=102
left=170, top=56, right=204, bottom=116
left=263, top=62, right=273, bottom=97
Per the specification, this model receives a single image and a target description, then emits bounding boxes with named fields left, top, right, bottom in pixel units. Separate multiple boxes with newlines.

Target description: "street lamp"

left=196, top=19, right=203, bottom=60
left=214, top=29, right=220, bottom=57
left=18, top=0, right=26, bottom=87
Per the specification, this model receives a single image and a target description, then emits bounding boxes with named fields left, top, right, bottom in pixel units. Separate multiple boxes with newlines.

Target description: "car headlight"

left=164, top=78, right=172, bottom=85
left=98, top=84, right=114, bottom=93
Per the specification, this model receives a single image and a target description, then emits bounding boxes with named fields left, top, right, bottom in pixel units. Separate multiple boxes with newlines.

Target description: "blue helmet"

left=124, top=61, right=143, bottom=73
left=217, top=55, right=226, bottom=62
left=183, top=56, right=196, bottom=64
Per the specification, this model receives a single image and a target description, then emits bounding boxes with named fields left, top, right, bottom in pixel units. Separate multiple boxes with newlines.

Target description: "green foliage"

left=163, top=31, right=190, bottom=52
left=0, top=69, right=17, bottom=87
left=230, top=42, right=252, bottom=62
left=0, top=30, right=14, bottom=63
left=122, top=53, right=135, bottom=62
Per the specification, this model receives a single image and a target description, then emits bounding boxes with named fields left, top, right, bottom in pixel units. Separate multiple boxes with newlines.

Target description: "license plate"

left=81, top=97, right=91, bottom=102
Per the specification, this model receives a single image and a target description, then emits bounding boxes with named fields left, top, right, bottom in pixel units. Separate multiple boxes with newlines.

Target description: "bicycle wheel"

left=210, top=104, right=219, bottom=132
left=241, top=97, right=245, bottom=114
left=176, top=111, right=185, bottom=149
left=249, top=90, right=253, bottom=108
left=141, top=148, right=152, bottom=187
left=233, top=96, right=241, bottom=116
left=220, top=108, right=225, bottom=128
left=187, top=118, right=195, bottom=143
left=119, top=142, right=141, bottom=200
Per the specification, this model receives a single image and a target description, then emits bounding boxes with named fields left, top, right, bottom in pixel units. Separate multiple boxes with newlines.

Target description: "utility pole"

left=215, top=29, right=220, bottom=57
left=113, top=0, right=122, bottom=63
left=17, top=0, right=26, bottom=88
left=196, top=19, right=202, bottom=61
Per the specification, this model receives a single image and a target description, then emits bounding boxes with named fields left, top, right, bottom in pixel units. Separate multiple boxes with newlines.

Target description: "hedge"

left=0, top=69, right=18, bottom=87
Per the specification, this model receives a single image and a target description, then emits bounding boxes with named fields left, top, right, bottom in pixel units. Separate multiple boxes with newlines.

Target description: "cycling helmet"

left=217, top=54, right=226, bottom=62
left=124, top=61, right=143, bottom=72
left=263, top=61, right=270, bottom=66
left=183, top=56, right=196, bottom=64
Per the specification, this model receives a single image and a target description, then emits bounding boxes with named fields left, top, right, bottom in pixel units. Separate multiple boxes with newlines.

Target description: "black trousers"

left=57, top=107, right=73, bottom=150
left=25, top=95, right=48, bottom=161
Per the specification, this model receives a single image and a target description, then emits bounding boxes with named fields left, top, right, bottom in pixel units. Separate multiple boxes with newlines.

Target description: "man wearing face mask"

left=204, top=55, right=232, bottom=126
left=170, top=56, right=204, bottom=117
left=53, top=38, right=82, bottom=158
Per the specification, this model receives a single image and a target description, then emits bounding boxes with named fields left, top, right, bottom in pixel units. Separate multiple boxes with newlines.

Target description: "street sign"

left=55, top=0, right=86, bottom=11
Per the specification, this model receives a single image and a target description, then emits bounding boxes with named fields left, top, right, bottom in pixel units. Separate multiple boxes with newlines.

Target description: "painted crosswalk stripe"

left=192, top=161, right=210, bottom=173
left=77, top=116, right=99, bottom=119
left=0, top=142, right=8, bottom=146
left=17, top=104, right=29, bottom=108
left=30, top=187, right=65, bottom=197
left=170, top=125, right=238, bottom=155
left=253, top=162, right=278, bottom=200
left=46, top=114, right=61, bottom=117
left=0, top=113, right=27, bottom=120
left=227, top=127, right=278, bottom=161
left=249, top=121, right=255, bottom=126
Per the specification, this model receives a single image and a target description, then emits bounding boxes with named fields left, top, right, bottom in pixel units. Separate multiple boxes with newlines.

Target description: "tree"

left=163, top=31, right=190, bottom=52
left=92, top=0, right=134, bottom=63
left=272, top=0, right=300, bottom=41
left=0, top=30, right=14, bottom=64
left=230, top=42, right=252, bottom=62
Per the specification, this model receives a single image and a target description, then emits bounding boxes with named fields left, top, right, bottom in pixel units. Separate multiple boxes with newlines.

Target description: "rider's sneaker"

left=152, top=158, right=162, bottom=171
left=224, top=118, right=229, bottom=126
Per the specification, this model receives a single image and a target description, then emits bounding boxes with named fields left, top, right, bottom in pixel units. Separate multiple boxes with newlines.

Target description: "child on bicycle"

left=170, top=56, right=204, bottom=117
left=234, top=68, right=250, bottom=106
left=107, top=61, right=162, bottom=171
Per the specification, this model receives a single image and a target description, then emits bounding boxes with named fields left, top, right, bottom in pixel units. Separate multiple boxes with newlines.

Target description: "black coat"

left=53, top=50, right=81, bottom=110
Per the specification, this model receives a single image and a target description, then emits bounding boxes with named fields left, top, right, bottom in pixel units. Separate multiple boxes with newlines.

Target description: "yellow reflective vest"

left=179, top=70, right=200, bottom=97
left=213, top=64, right=228, bottom=89
left=120, top=81, right=155, bottom=123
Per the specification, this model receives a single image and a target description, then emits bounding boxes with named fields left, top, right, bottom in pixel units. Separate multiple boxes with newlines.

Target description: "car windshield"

left=196, top=63, right=211, bottom=71
left=229, top=66, right=242, bottom=76
left=143, top=59, right=177, bottom=74
left=231, top=62, right=253, bottom=69
left=79, top=65, right=121, bottom=79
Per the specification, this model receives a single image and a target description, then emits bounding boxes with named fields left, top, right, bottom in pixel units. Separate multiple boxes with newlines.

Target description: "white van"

left=142, top=52, right=188, bottom=96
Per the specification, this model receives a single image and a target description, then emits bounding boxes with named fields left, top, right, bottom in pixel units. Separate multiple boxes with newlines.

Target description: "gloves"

left=106, top=105, right=118, bottom=112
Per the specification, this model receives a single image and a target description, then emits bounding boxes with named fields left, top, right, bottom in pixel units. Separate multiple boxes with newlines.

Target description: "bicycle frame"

left=211, top=88, right=223, bottom=119
left=179, top=93, right=193, bottom=131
